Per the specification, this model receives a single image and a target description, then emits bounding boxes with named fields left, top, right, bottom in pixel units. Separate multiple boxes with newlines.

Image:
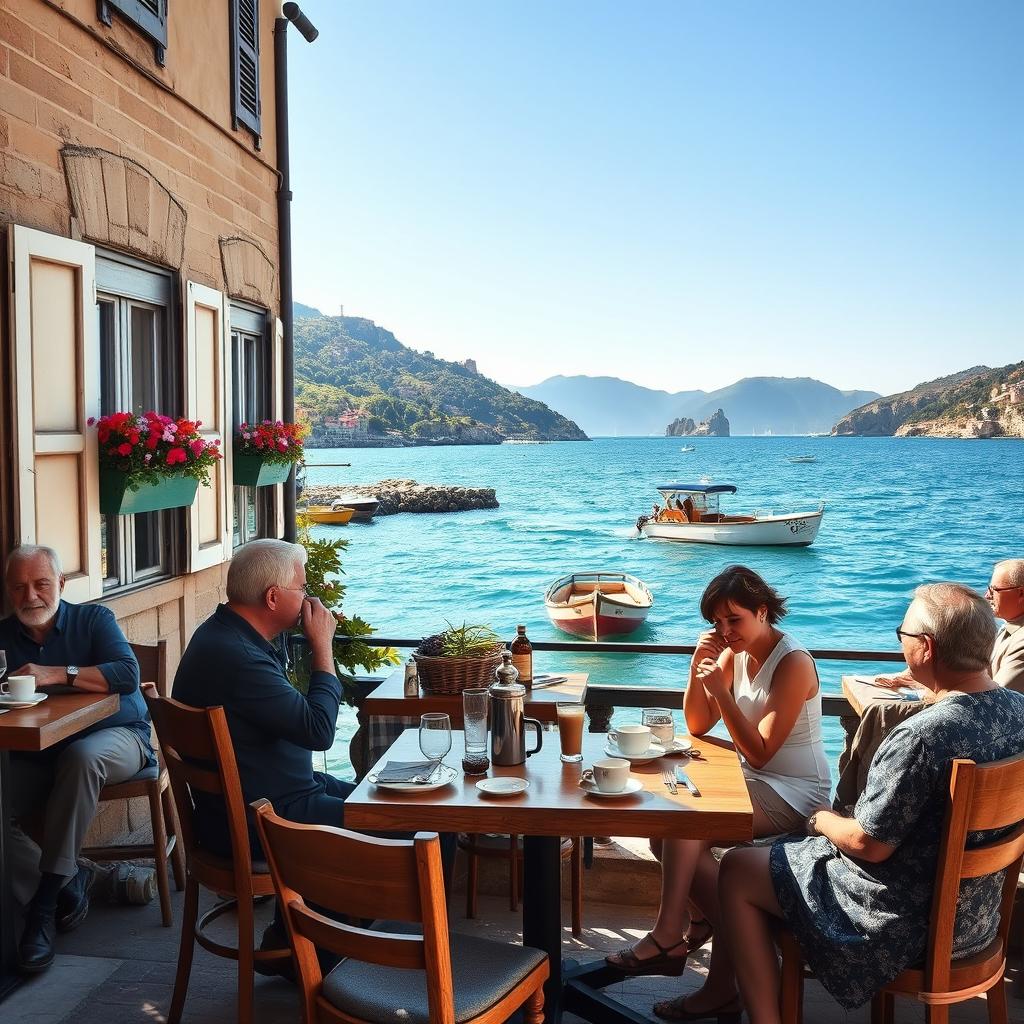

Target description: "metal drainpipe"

left=275, top=15, right=296, bottom=542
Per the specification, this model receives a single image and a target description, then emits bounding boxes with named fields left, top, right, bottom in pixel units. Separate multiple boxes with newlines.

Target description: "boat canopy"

left=656, top=483, right=737, bottom=495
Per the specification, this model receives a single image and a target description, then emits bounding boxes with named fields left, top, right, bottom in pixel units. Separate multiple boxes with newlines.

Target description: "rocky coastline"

left=302, top=478, right=499, bottom=515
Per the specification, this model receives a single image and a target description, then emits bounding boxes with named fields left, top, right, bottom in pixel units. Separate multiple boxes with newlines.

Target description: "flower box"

left=99, top=468, right=200, bottom=516
left=232, top=453, right=293, bottom=487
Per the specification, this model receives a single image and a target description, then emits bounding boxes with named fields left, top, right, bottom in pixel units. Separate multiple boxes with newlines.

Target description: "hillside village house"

left=0, top=1, right=306, bottom=842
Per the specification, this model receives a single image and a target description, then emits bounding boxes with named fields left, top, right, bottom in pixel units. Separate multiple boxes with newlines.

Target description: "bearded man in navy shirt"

left=1, top=545, right=153, bottom=973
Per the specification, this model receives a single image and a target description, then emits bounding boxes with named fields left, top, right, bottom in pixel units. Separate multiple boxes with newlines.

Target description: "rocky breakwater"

left=303, top=478, right=499, bottom=515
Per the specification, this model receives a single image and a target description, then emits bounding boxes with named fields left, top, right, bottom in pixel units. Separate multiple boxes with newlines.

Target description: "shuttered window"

left=98, top=0, right=169, bottom=65
left=231, top=0, right=261, bottom=143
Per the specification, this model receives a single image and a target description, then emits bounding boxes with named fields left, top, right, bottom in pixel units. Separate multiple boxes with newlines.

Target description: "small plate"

left=604, top=739, right=665, bottom=764
left=368, top=763, right=457, bottom=792
left=661, top=735, right=694, bottom=755
left=579, top=777, right=645, bottom=799
left=476, top=777, right=530, bottom=797
left=0, top=692, right=47, bottom=709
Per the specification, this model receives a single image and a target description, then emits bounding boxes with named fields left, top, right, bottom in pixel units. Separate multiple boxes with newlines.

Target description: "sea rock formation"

left=666, top=417, right=696, bottom=436
left=302, top=479, right=499, bottom=515
left=665, top=409, right=730, bottom=437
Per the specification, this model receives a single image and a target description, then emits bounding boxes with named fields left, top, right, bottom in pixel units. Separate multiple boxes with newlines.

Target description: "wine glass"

left=642, top=707, right=675, bottom=746
left=419, top=713, right=452, bottom=763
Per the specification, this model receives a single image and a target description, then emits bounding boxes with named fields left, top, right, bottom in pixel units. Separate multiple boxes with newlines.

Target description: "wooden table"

left=0, top=693, right=119, bottom=1000
left=362, top=667, right=589, bottom=724
left=346, top=728, right=752, bottom=1024
left=840, top=673, right=932, bottom=716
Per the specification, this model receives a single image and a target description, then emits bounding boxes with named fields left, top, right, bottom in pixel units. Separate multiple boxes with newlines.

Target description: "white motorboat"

left=679, top=445, right=695, bottom=453
left=637, top=483, right=824, bottom=547
left=544, top=571, right=653, bottom=640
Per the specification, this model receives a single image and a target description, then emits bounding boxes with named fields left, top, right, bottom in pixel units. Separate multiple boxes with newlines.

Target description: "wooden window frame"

left=98, top=0, right=168, bottom=66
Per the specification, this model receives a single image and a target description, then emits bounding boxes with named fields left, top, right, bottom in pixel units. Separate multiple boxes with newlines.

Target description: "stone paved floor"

left=4, top=884, right=1024, bottom=1023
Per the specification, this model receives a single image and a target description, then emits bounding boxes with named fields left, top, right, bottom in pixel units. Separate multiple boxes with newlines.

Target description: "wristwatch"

left=66, top=665, right=80, bottom=687
left=806, top=811, right=820, bottom=837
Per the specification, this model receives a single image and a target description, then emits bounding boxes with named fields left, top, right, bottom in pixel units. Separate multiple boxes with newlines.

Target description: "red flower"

left=166, top=448, right=187, bottom=466
left=117, top=443, right=133, bottom=456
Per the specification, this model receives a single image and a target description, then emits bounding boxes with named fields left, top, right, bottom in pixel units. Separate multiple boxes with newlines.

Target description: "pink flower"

left=189, top=439, right=206, bottom=456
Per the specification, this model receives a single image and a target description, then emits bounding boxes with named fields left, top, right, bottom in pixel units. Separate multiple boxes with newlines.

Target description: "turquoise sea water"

left=311, top=436, right=1024, bottom=777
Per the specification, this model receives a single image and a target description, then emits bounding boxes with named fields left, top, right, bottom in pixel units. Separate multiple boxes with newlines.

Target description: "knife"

left=675, top=766, right=701, bottom=797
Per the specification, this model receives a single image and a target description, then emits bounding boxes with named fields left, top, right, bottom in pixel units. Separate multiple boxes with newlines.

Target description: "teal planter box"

left=99, top=469, right=199, bottom=515
left=232, top=453, right=293, bottom=487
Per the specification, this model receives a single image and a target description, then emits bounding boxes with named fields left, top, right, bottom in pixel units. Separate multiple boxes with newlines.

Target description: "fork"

left=662, top=769, right=677, bottom=795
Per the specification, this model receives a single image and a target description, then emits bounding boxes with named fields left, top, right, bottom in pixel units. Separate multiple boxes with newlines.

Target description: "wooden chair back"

left=129, top=639, right=169, bottom=694
left=144, top=692, right=256, bottom=884
left=252, top=799, right=455, bottom=1024
left=925, top=754, right=1024, bottom=993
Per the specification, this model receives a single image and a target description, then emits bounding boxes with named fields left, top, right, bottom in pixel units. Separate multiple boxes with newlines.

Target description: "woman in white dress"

left=607, top=565, right=831, bottom=1022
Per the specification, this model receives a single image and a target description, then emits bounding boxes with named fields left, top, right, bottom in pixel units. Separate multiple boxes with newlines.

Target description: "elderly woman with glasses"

left=720, top=583, right=1024, bottom=1023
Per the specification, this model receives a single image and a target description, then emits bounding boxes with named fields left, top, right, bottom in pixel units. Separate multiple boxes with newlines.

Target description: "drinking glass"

left=642, top=707, right=675, bottom=745
left=461, top=689, right=490, bottom=774
left=556, top=702, right=585, bottom=763
left=419, top=713, right=452, bottom=762
left=0, top=650, right=6, bottom=681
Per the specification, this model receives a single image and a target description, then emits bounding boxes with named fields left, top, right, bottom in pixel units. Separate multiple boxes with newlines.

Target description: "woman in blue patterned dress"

left=719, top=583, right=1024, bottom=1023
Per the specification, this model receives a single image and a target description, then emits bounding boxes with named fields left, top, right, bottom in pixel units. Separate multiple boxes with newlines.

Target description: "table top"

left=363, top=668, right=589, bottom=724
left=841, top=674, right=933, bottom=717
left=345, top=729, right=753, bottom=842
left=0, top=693, right=120, bottom=752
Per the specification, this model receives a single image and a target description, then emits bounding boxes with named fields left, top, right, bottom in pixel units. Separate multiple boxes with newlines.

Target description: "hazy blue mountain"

left=294, top=301, right=323, bottom=319
left=514, top=374, right=880, bottom=436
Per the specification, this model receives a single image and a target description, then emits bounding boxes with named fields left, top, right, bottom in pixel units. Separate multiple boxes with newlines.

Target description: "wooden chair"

left=777, top=755, right=1024, bottom=1024
left=252, top=799, right=549, bottom=1024
left=146, top=692, right=291, bottom=1024
left=459, top=833, right=584, bottom=936
left=81, top=640, right=184, bottom=927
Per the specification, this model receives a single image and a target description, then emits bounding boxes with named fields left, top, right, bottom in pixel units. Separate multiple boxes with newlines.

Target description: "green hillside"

left=293, top=314, right=588, bottom=441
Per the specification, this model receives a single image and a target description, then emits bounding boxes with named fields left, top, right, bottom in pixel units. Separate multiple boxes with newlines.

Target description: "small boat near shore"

left=329, top=496, right=380, bottom=521
left=636, top=483, right=824, bottom=547
left=544, top=571, right=653, bottom=640
left=679, top=445, right=696, bottom=453
left=302, top=505, right=355, bottom=525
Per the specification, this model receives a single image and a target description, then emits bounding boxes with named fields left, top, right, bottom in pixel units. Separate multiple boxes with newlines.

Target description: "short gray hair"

left=5, top=544, right=62, bottom=578
left=995, top=559, right=1024, bottom=588
left=226, top=540, right=306, bottom=605
left=912, top=583, right=996, bottom=672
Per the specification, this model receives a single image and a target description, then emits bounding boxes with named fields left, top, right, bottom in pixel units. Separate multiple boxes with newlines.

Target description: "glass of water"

left=642, top=707, right=675, bottom=746
left=0, top=650, right=6, bottom=681
left=419, top=713, right=452, bottom=762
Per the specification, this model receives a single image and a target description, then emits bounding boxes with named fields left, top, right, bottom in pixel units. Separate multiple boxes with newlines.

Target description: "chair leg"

left=571, top=838, right=582, bottom=938
left=163, top=783, right=185, bottom=891
left=523, top=983, right=545, bottom=1024
left=778, top=938, right=803, bottom=1024
left=987, top=978, right=1009, bottom=1024
left=465, top=836, right=478, bottom=920
left=870, top=992, right=893, bottom=1024
left=237, top=893, right=255, bottom=1024
left=510, top=835, right=520, bottom=912
left=148, top=782, right=173, bottom=927
left=924, top=1007, right=949, bottom=1024
left=168, top=877, right=199, bottom=1024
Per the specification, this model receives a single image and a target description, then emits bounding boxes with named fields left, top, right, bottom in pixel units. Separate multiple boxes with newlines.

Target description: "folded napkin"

left=374, top=759, right=440, bottom=783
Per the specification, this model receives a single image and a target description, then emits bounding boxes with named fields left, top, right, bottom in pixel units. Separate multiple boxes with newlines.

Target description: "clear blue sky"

left=287, top=1, right=1023, bottom=396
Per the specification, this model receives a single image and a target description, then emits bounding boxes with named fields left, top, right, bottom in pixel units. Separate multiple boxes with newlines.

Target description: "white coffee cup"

left=612, top=724, right=652, bottom=756
left=582, top=757, right=631, bottom=793
left=2, top=675, right=36, bottom=700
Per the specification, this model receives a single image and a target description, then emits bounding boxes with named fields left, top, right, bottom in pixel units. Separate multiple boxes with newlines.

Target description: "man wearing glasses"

left=987, top=558, right=1024, bottom=691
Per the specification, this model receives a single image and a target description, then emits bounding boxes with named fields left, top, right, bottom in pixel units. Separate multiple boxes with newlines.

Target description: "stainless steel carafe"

left=489, top=653, right=543, bottom=766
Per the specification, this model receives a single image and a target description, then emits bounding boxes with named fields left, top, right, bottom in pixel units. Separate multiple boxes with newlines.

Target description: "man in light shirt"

left=988, top=558, right=1024, bottom=691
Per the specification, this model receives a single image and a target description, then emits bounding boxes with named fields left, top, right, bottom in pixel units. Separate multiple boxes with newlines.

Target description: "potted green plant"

left=90, top=411, right=222, bottom=515
left=232, top=419, right=308, bottom=487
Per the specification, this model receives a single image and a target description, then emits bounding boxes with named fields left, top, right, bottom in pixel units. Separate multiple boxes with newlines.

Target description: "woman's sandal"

left=606, top=933, right=691, bottom=976
left=683, top=917, right=714, bottom=952
left=652, top=993, right=742, bottom=1022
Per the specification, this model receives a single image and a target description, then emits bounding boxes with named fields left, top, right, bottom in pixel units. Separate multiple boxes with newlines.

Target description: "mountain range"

left=513, top=375, right=880, bottom=437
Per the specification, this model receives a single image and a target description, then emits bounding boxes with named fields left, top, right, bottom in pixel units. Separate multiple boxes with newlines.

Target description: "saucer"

left=0, top=692, right=47, bottom=709
left=368, top=763, right=456, bottom=792
left=579, top=777, right=644, bottom=799
left=476, top=777, right=530, bottom=797
left=604, top=739, right=665, bottom=764
left=661, top=735, right=694, bottom=755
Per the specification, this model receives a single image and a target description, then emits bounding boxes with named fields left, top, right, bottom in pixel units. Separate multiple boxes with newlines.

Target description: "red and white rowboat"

left=544, top=572, right=654, bottom=641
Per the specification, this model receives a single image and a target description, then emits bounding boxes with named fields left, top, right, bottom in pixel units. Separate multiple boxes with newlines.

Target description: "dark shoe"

left=18, top=908, right=56, bottom=974
left=652, top=993, right=742, bottom=1022
left=253, top=922, right=295, bottom=983
left=56, top=864, right=93, bottom=933
left=606, top=933, right=691, bottom=977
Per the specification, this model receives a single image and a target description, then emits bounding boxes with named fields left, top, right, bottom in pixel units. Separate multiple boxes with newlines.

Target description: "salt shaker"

left=403, top=657, right=418, bottom=697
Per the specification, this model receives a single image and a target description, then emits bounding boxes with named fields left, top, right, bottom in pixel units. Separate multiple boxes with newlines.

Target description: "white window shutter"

left=271, top=316, right=285, bottom=539
left=185, top=281, right=232, bottom=571
left=9, top=225, right=102, bottom=601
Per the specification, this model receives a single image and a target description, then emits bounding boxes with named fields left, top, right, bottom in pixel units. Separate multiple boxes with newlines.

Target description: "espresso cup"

left=612, top=724, right=652, bottom=756
left=2, top=675, right=36, bottom=700
left=582, top=757, right=630, bottom=793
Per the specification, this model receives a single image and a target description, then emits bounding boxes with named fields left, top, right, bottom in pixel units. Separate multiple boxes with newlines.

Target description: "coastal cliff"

left=833, top=363, right=1024, bottom=438
left=666, top=408, right=730, bottom=437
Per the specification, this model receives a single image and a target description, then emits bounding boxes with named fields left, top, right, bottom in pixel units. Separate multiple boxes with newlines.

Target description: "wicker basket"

left=413, top=647, right=506, bottom=695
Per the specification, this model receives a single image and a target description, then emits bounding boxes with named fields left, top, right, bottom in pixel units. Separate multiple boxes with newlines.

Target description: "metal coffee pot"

left=489, top=652, right=543, bottom=766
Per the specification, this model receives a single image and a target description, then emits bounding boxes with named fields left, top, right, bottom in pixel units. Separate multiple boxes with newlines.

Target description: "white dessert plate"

left=368, top=763, right=457, bottom=792
left=476, top=777, right=530, bottom=797
left=579, top=777, right=645, bottom=799
left=661, top=736, right=694, bottom=755
left=0, top=692, right=47, bottom=709
left=604, top=739, right=666, bottom=764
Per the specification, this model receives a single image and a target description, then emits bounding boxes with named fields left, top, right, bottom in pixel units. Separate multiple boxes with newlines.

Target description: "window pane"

left=134, top=511, right=162, bottom=573
left=98, top=300, right=117, bottom=416
left=130, top=305, right=159, bottom=414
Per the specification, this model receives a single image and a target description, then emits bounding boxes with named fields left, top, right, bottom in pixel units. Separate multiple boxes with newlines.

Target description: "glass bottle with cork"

left=510, top=624, right=533, bottom=688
